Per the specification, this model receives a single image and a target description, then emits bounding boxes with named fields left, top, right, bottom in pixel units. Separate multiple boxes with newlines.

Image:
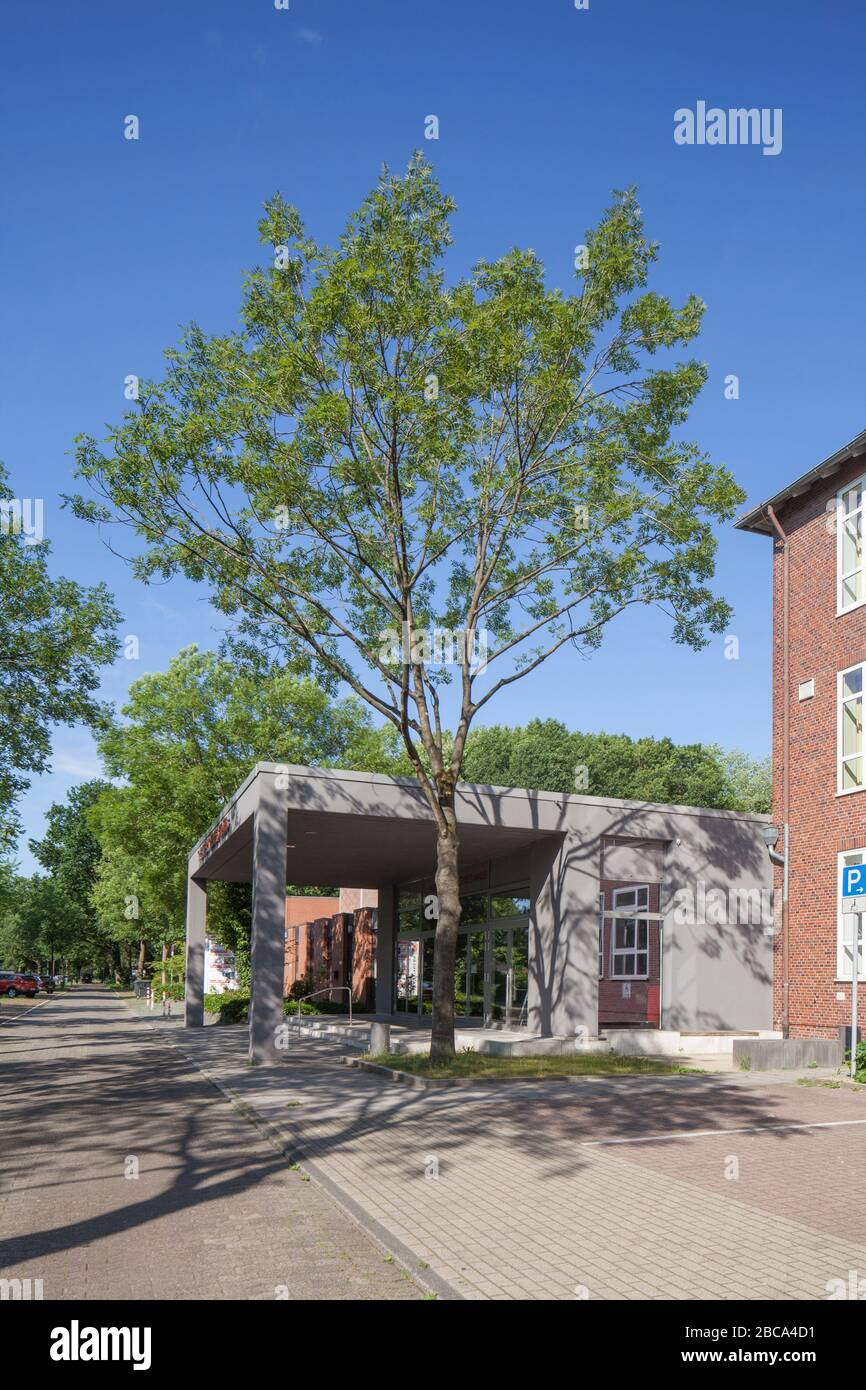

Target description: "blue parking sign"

left=842, top=865, right=866, bottom=896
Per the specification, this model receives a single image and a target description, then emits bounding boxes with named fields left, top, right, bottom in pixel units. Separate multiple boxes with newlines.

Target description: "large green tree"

left=460, top=719, right=770, bottom=812
left=88, top=840, right=152, bottom=978
left=0, top=874, right=83, bottom=974
left=71, top=156, right=744, bottom=1058
left=30, top=779, right=109, bottom=911
left=0, top=463, right=119, bottom=834
left=704, top=743, right=772, bottom=814
left=29, top=779, right=115, bottom=975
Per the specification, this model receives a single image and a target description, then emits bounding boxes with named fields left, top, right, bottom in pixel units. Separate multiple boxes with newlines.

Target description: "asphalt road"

left=0, top=986, right=422, bottom=1300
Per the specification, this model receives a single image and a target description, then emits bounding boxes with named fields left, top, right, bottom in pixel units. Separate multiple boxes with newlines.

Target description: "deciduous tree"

left=0, top=464, right=118, bottom=831
left=71, top=156, right=744, bottom=1057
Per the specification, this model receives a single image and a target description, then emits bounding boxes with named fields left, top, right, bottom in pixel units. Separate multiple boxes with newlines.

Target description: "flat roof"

left=188, top=762, right=771, bottom=885
left=194, top=762, right=772, bottom=852
left=734, top=427, right=866, bottom=535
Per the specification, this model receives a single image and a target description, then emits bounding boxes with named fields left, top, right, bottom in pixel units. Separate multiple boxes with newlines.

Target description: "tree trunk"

left=138, top=938, right=146, bottom=975
left=430, top=809, right=461, bottom=1061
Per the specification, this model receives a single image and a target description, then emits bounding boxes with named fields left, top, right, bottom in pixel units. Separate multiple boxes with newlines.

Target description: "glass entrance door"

left=455, top=931, right=486, bottom=1018
left=488, top=923, right=529, bottom=1026
left=394, top=938, right=420, bottom=1013
left=395, top=883, right=530, bottom=1023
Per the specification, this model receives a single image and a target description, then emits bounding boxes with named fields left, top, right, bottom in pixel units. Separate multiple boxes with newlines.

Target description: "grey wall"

left=527, top=798, right=773, bottom=1037
left=529, top=833, right=597, bottom=1038
left=602, top=839, right=665, bottom=883
left=659, top=812, right=773, bottom=1032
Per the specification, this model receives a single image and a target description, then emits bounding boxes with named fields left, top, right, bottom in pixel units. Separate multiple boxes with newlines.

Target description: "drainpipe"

left=767, top=504, right=790, bottom=1038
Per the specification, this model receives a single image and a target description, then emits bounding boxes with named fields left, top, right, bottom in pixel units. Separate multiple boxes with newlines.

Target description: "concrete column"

left=184, top=874, right=207, bottom=1028
left=248, top=799, right=287, bottom=1064
left=375, top=883, right=395, bottom=1015
left=528, top=834, right=597, bottom=1038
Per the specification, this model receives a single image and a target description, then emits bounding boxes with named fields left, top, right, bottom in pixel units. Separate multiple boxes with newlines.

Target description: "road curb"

left=340, top=1055, right=578, bottom=1088
left=133, top=1011, right=462, bottom=1302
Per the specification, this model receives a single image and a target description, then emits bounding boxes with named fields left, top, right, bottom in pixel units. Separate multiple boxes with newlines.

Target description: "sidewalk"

left=0, top=988, right=423, bottom=1301
left=139, top=1010, right=866, bottom=1301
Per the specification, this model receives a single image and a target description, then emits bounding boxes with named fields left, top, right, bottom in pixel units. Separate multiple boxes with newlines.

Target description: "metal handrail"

left=294, top=985, right=353, bottom=1030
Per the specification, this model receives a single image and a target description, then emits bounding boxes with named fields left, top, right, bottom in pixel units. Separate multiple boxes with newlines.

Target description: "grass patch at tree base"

left=364, top=1050, right=702, bottom=1081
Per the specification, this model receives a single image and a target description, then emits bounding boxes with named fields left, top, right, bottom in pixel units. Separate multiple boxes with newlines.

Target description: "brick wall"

left=283, top=903, right=377, bottom=1008
left=771, top=455, right=866, bottom=1037
left=351, top=908, right=377, bottom=1010
left=283, top=896, right=338, bottom=996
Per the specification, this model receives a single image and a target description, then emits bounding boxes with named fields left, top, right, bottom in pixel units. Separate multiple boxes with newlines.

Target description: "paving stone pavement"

left=0, top=989, right=422, bottom=1300
left=141, top=1010, right=866, bottom=1302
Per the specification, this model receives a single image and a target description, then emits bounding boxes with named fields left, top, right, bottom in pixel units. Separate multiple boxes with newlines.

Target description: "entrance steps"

left=286, top=1014, right=610, bottom=1057
left=287, top=1018, right=845, bottom=1072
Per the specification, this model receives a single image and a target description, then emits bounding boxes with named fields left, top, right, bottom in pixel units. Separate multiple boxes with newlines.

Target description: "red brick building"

left=283, top=892, right=378, bottom=1010
left=283, top=894, right=338, bottom=997
left=736, top=428, right=866, bottom=1038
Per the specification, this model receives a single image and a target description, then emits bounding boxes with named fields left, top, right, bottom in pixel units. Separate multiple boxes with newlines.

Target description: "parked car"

left=81, top=973, right=93, bottom=984
left=18, top=973, right=45, bottom=996
left=0, top=971, right=38, bottom=998
left=36, top=975, right=55, bottom=994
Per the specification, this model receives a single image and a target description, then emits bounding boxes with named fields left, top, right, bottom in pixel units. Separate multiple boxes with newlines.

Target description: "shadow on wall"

left=524, top=799, right=773, bottom=1038
left=245, top=771, right=774, bottom=1037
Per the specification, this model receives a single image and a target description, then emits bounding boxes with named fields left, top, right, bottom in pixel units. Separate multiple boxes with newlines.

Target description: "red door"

left=646, top=983, right=661, bottom=1028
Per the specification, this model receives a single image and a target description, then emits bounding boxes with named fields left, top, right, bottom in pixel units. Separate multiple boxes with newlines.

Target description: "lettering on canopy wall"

left=197, top=805, right=239, bottom=868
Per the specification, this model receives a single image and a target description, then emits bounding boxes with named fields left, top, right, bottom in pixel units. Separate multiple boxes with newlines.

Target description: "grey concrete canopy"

left=190, top=764, right=562, bottom=888
left=184, top=763, right=775, bottom=1064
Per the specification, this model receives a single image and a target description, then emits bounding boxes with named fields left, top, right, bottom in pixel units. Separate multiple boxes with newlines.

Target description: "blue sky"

left=3, top=0, right=865, bottom=870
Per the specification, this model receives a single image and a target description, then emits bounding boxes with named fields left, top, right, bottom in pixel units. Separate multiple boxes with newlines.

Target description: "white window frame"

left=837, top=850, right=866, bottom=981
left=837, top=475, right=866, bottom=616
left=837, top=661, right=865, bottom=795
left=597, top=892, right=605, bottom=978
left=610, top=885, right=650, bottom=980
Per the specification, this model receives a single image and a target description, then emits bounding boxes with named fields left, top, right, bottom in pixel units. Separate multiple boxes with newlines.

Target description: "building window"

left=837, top=850, right=866, bottom=980
left=838, top=663, right=865, bottom=793
left=397, top=886, right=423, bottom=933
left=611, top=886, right=649, bottom=978
left=598, top=893, right=605, bottom=978
left=838, top=477, right=866, bottom=613
left=460, top=892, right=488, bottom=925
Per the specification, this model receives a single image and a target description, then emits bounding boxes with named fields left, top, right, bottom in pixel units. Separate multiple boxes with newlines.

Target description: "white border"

left=836, top=473, right=866, bottom=617
left=837, top=661, right=866, bottom=795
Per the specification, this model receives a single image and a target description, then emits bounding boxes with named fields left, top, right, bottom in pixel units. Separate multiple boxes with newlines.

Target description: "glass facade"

left=394, top=878, right=530, bottom=1025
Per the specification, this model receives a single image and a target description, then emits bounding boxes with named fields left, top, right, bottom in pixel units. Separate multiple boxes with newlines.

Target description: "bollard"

left=369, top=1021, right=391, bottom=1055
